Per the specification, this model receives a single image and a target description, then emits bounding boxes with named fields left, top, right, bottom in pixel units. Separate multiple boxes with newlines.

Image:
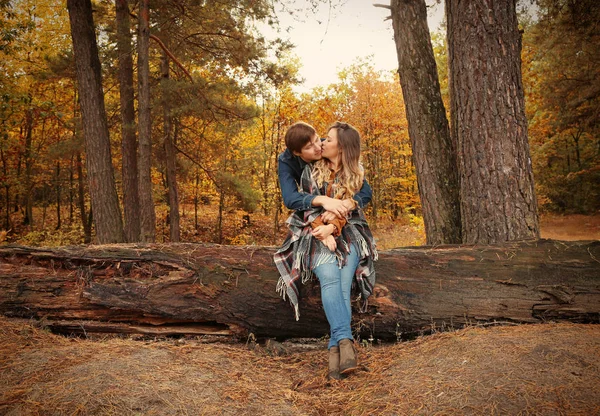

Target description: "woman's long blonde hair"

left=313, top=121, right=364, bottom=200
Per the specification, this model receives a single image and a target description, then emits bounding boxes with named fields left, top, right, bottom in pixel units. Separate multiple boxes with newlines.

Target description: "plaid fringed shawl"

left=274, top=165, right=378, bottom=321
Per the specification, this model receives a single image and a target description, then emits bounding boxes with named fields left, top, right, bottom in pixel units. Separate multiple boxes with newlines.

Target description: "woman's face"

left=321, top=128, right=340, bottom=161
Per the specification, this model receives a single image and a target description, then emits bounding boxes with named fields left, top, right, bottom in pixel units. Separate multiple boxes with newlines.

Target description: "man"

left=277, top=121, right=372, bottom=218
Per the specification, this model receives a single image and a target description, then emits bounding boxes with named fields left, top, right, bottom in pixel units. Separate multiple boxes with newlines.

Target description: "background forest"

left=0, top=0, right=598, bottom=247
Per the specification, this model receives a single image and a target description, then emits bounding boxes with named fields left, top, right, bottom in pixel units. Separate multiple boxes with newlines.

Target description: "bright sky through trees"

left=273, top=0, right=445, bottom=92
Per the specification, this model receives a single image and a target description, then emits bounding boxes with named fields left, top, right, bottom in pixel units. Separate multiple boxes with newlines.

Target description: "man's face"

left=293, top=133, right=322, bottom=163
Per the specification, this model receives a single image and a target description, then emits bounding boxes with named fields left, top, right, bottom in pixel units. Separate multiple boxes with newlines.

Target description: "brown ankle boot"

left=328, top=346, right=341, bottom=380
left=339, top=339, right=358, bottom=374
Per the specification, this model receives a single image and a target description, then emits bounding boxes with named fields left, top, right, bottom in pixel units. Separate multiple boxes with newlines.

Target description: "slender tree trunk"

left=22, top=108, right=33, bottom=227
left=273, top=182, right=282, bottom=243
left=364, top=133, right=380, bottom=223
left=166, top=123, right=180, bottom=242
left=69, top=155, right=74, bottom=223
left=69, top=90, right=77, bottom=224
left=55, top=162, right=61, bottom=230
left=67, top=0, right=125, bottom=243
left=1, top=147, right=10, bottom=230
left=14, top=143, right=21, bottom=214
left=571, top=131, right=582, bottom=170
left=273, top=120, right=283, bottom=242
left=218, top=190, right=224, bottom=244
left=160, top=48, right=180, bottom=242
left=3, top=185, right=8, bottom=230
left=259, top=101, right=270, bottom=216
left=76, top=153, right=91, bottom=244
left=116, top=0, right=140, bottom=243
left=194, top=171, right=199, bottom=230
left=447, top=0, right=539, bottom=243
left=41, top=188, right=47, bottom=229
left=0, top=122, right=7, bottom=229
left=137, top=0, right=156, bottom=242
left=3, top=188, right=8, bottom=231
left=390, top=0, right=461, bottom=245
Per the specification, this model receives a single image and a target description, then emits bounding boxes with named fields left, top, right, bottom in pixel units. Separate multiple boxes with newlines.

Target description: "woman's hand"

left=320, top=211, right=338, bottom=224
left=312, top=224, right=335, bottom=240
left=322, top=235, right=337, bottom=252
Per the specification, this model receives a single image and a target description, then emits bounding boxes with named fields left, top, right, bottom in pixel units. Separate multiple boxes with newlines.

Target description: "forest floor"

left=6, top=205, right=600, bottom=249
left=1, top=318, right=599, bottom=415
left=538, top=213, right=600, bottom=242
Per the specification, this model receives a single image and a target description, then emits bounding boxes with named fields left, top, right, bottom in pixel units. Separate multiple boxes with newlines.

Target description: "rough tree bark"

left=67, top=0, right=125, bottom=243
left=116, top=0, right=141, bottom=243
left=137, top=0, right=156, bottom=242
left=447, top=0, right=539, bottom=244
left=0, top=240, right=598, bottom=340
left=390, top=0, right=462, bottom=245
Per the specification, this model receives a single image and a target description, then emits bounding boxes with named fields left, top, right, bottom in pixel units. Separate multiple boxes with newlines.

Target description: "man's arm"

left=278, top=158, right=316, bottom=211
left=353, top=178, right=372, bottom=208
left=278, top=155, right=349, bottom=216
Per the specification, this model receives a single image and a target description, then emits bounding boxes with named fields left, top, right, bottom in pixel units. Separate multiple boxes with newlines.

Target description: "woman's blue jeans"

left=313, top=244, right=359, bottom=349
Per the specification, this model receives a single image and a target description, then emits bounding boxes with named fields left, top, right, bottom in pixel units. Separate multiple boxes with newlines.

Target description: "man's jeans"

left=313, top=244, right=359, bottom=349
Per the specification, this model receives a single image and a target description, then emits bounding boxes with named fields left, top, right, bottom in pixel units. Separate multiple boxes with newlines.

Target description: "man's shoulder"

left=278, top=149, right=293, bottom=163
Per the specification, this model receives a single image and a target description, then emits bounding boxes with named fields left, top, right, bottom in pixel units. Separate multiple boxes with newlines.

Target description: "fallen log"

left=0, top=240, right=598, bottom=340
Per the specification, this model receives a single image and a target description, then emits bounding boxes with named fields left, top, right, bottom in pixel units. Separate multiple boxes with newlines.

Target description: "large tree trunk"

left=116, top=0, right=141, bottom=243
left=67, top=0, right=125, bottom=244
left=0, top=240, right=598, bottom=339
left=447, top=0, right=539, bottom=244
left=137, top=0, right=156, bottom=243
left=390, top=0, right=461, bottom=245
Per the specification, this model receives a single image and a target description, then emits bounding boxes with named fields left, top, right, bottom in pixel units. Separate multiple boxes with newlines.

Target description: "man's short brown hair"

left=285, top=122, right=316, bottom=153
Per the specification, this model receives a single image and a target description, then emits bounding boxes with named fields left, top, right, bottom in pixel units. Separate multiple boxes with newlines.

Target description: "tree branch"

left=116, top=0, right=192, bottom=82
left=172, top=143, right=221, bottom=191
left=373, top=3, right=391, bottom=9
left=149, top=34, right=193, bottom=82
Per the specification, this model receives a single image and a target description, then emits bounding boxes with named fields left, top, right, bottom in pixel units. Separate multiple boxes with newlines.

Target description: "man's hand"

left=342, top=198, right=357, bottom=211
left=312, top=224, right=334, bottom=240
left=322, top=235, right=337, bottom=252
left=320, top=198, right=356, bottom=224
left=315, top=196, right=348, bottom=218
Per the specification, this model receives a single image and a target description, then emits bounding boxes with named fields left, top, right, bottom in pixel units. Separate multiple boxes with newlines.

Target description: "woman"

left=274, top=121, right=377, bottom=380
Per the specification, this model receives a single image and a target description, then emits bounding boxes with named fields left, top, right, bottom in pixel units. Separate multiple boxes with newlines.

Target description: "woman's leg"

left=340, top=244, right=359, bottom=317
left=337, top=244, right=360, bottom=374
left=313, top=261, right=352, bottom=349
